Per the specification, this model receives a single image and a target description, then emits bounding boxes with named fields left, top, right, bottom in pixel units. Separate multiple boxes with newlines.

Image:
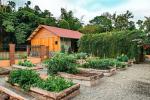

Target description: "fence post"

left=9, top=44, right=15, bottom=66
left=40, top=45, right=45, bottom=61
left=46, top=46, right=49, bottom=58
left=27, top=45, right=30, bottom=56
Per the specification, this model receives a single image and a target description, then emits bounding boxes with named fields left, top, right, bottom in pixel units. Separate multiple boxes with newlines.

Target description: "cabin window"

left=55, top=41, right=58, bottom=45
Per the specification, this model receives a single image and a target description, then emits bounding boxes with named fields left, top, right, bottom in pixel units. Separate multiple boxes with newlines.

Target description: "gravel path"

left=73, top=64, right=150, bottom=100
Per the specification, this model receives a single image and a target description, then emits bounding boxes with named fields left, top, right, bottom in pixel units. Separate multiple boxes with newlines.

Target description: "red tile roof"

left=27, top=25, right=82, bottom=41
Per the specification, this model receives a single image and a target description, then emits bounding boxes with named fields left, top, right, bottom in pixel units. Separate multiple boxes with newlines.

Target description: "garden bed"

left=58, top=70, right=104, bottom=86
left=0, top=68, right=10, bottom=75
left=7, top=69, right=80, bottom=100
left=12, top=64, right=43, bottom=70
left=78, top=68, right=116, bottom=77
left=9, top=83, right=80, bottom=100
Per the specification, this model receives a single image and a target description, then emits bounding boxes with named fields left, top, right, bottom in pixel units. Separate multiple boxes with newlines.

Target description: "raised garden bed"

left=58, top=70, right=104, bottom=86
left=0, top=68, right=10, bottom=75
left=78, top=68, right=116, bottom=77
left=12, top=64, right=43, bottom=70
left=7, top=69, right=80, bottom=100
left=8, top=83, right=80, bottom=100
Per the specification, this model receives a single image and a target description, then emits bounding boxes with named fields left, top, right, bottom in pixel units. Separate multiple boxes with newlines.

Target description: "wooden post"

left=27, top=45, right=30, bottom=56
left=40, top=45, right=45, bottom=61
left=46, top=46, right=49, bottom=58
left=9, top=44, right=15, bottom=66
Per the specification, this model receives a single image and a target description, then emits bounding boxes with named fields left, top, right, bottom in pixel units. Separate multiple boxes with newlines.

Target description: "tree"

left=144, top=17, right=150, bottom=32
left=79, top=25, right=105, bottom=34
left=113, top=10, right=134, bottom=31
left=90, top=16, right=112, bottom=32
left=58, top=19, right=70, bottom=29
left=7, top=1, right=16, bottom=11
left=25, top=1, right=31, bottom=8
left=136, top=20, right=144, bottom=30
left=60, top=8, right=82, bottom=30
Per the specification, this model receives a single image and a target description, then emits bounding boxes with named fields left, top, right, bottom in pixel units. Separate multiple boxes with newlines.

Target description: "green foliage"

left=90, top=16, right=112, bottom=32
left=82, top=58, right=126, bottom=70
left=117, top=54, right=129, bottom=62
left=82, top=58, right=115, bottom=70
left=58, top=19, right=70, bottom=29
left=8, top=69, right=40, bottom=91
left=74, top=52, right=88, bottom=59
left=79, top=25, right=105, bottom=34
left=79, top=30, right=145, bottom=61
left=45, top=53, right=79, bottom=75
left=34, top=76, right=74, bottom=92
left=18, top=59, right=35, bottom=67
left=8, top=70, right=74, bottom=92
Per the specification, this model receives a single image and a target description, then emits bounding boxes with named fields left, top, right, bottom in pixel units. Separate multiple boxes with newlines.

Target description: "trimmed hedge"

left=79, top=30, right=145, bottom=61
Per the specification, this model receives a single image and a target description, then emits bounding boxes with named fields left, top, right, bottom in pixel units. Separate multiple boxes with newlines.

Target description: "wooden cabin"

left=27, top=25, right=82, bottom=52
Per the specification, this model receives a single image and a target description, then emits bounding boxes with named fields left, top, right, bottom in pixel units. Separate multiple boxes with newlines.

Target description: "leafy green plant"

left=82, top=58, right=126, bottom=70
left=74, top=52, right=88, bottom=59
left=8, top=69, right=40, bottom=91
left=8, top=70, right=74, bottom=92
left=18, top=59, right=35, bottom=67
left=34, top=76, right=74, bottom=92
left=117, top=54, right=129, bottom=62
left=82, top=58, right=115, bottom=70
left=46, top=53, right=79, bottom=75
left=79, top=30, right=145, bottom=62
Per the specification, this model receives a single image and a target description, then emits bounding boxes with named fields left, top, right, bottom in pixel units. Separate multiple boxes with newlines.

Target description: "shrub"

left=79, top=30, right=145, bottom=61
left=34, top=76, right=74, bottom=92
left=18, top=59, right=35, bottom=67
left=46, top=53, right=79, bottom=75
left=8, top=69, right=40, bottom=91
left=117, top=54, right=129, bottom=62
left=82, top=58, right=126, bottom=70
left=82, top=58, right=115, bottom=70
left=74, top=52, right=88, bottom=59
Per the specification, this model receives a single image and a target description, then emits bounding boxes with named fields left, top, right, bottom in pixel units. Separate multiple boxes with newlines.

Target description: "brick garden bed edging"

left=12, top=65, right=43, bottom=70
left=58, top=71, right=104, bottom=87
left=78, top=68, right=117, bottom=77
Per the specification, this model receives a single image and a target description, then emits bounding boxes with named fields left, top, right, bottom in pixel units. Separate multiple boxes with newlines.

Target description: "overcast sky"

left=9, top=0, right=150, bottom=24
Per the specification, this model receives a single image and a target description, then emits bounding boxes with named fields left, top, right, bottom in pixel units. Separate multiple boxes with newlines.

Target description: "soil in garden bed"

left=74, top=71, right=97, bottom=77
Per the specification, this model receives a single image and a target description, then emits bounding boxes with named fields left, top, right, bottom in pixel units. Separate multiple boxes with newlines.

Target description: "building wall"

left=60, top=38, right=72, bottom=47
left=31, top=28, right=61, bottom=51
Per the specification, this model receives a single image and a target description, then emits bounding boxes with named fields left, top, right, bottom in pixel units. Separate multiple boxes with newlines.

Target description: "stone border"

left=30, top=84, right=80, bottom=100
left=78, top=68, right=117, bottom=77
left=12, top=64, right=43, bottom=70
left=58, top=71, right=104, bottom=86
left=9, top=83, right=80, bottom=100
left=0, top=68, right=10, bottom=75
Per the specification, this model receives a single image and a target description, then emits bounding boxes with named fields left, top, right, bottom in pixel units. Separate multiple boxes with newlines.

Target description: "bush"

left=79, top=30, right=145, bottom=61
left=8, top=70, right=40, bottom=91
left=46, top=53, right=79, bottom=75
left=34, top=76, right=74, bottom=92
left=117, top=54, right=129, bottom=62
left=18, top=59, right=35, bottom=67
left=82, top=58, right=115, bottom=70
left=82, top=58, right=126, bottom=70
left=74, top=52, right=88, bottom=59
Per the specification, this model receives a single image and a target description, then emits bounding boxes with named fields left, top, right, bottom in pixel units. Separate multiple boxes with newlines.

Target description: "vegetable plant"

left=45, top=53, right=79, bottom=75
left=117, top=54, right=129, bottom=62
left=8, top=69, right=40, bottom=91
left=34, top=76, right=74, bottom=92
left=8, top=70, right=74, bottom=92
left=18, top=59, right=35, bottom=67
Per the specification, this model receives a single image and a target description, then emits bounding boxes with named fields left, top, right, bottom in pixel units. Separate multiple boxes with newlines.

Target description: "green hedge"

left=79, top=30, right=145, bottom=61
